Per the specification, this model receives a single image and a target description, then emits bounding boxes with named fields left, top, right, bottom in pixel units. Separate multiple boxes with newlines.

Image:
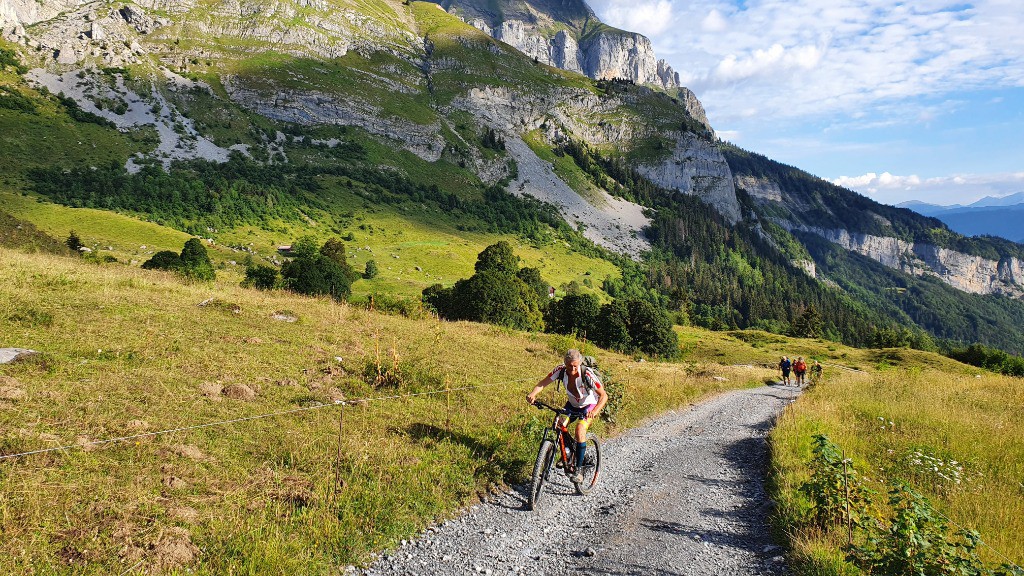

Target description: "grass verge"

left=770, top=349, right=1024, bottom=573
left=0, top=246, right=768, bottom=574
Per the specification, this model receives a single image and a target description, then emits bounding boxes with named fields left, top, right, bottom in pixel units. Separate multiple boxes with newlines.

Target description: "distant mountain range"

left=898, top=192, right=1024, bottom=243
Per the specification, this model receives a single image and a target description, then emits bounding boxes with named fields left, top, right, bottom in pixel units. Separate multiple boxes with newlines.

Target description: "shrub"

left=141, top=250, right=182, bottom=271
left=363, top=259, right=378, bottom=279
left=849, top=482, right=987, bottom=576
left=281, top=254, right=351, bottom=301
left=474, top=241, right=519, bottom=275
left=65, top=231, right=83, bottom=252
left=591, top=299, right=678, bottom=358
left=449, top=270, right=543, bottom=331
left=545, top=292, right=600, bottom=337
left=179, top=238, right=215, bottom=281
left=243, top=264, right=280, bottom=289
left=799, top=434, right=875, bottom=530
left=516, top=266, right=549, bottom=301
left=594, top=299, right=631, bottom=352
left=624, top=299, right=678, bottom=358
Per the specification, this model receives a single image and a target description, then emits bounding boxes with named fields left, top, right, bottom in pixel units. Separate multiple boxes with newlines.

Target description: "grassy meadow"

left=771, top=348, right=1024, bottom=572
left=0, top=246, right=770, bottom=574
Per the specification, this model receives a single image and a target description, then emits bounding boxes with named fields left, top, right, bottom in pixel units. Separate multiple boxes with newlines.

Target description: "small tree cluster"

left=141, top=238, right=215, bottom=281
left=481, top=127, right=506, bottom=151
left=423, top=241, right=546, bottom=332
left=424, top=242, right=678, bottom=357
left=546, top=293, right=679, bottom=358
left=278, top=236, right=359, bottom=301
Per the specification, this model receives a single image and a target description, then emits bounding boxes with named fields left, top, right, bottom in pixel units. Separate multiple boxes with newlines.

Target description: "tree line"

left=423, top=241, right=679, bottom=358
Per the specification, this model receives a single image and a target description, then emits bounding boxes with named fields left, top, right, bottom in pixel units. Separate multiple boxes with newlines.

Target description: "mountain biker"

left=526, top=349, right=608, bottom=484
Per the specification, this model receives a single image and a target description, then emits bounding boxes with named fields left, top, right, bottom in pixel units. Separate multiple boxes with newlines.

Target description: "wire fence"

left=0, top=376, right=538, bottom=463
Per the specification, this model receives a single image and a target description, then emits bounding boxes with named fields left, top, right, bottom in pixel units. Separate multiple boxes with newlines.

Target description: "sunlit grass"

left=0, top=247, right=768, bottom=573
left=771, top=354, right=1024, bottom=572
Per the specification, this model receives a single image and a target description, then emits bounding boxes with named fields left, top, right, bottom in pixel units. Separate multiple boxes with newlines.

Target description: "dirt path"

left=358, top=384, right=800, bottom=575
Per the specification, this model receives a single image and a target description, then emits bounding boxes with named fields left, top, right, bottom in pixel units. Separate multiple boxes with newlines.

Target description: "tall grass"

left=0, top=247, right=770, bottom=573
left=771, top=349, right=1024, bottom=572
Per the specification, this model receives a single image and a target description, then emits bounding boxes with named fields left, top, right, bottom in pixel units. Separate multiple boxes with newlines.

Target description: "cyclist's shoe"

left=555, top=459, right=564, bottom=469
left=571, top=472, right=584, bottom=484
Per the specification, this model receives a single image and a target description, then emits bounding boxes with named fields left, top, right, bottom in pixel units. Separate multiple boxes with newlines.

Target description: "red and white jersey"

left=546, top=364, right=602, bottom=408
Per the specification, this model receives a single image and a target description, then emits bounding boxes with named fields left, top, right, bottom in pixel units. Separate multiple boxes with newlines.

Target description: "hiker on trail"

left=810, top=360, right=823, bottom=385
left=793, top=356, right=807, bottom=387
left=526, top=349, right=608, bottom=484
left=779, top=356, right=792, bottom=386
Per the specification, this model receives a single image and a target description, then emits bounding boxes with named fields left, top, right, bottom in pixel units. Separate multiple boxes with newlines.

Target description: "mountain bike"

left=528, top=400, right=601, bottom=511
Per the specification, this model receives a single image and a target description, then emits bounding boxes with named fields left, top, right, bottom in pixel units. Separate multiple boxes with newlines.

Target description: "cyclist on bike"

left=526, top=349, right=608, bottom=484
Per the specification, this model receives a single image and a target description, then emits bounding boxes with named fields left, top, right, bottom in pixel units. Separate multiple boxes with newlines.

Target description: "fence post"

left=843, top=450, right=852, bottom=546
left=445, top=375, right=452, bottom=438
left=333, top=402, right=345, bottom=503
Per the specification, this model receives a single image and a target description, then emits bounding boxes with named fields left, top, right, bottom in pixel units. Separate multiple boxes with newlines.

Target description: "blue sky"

left=585, top=0, right=1024, bottom=206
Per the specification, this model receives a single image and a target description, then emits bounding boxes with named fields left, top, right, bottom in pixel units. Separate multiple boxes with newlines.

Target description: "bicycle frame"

left=529, top=400, right=602, bottom=509
left=535, top=401, right=578, bottom=473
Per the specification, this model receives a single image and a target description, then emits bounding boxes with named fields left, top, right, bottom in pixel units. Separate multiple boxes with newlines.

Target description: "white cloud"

left=706, top=42, right=823, bottom=86
left=833, top=171, right=1024, bottom=205
left=604, top=0, right=1024, bottom=124
left=593, top=0, right=677, bottom=37
left=714, top=129, right=741, bottom=141
left=701, top=9, right=728, bottom=32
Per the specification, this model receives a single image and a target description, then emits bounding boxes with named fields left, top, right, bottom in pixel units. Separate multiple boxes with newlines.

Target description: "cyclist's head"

left=564, top=349, right=583, bottom=369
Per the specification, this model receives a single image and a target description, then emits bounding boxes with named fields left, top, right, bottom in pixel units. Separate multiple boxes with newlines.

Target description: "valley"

left=1, top=0, right=1023, bottom=573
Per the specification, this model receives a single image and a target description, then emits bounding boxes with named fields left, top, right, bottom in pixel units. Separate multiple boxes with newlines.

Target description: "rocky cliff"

left=444, top=0, right=683, bottom=91
left=781, top=223, right=1024, bottom=299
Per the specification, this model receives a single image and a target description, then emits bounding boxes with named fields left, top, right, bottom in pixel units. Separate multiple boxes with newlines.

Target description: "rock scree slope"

left=359, top=384, right=798, bottom=575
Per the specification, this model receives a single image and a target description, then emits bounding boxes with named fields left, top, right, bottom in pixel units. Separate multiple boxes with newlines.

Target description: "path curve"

left=359, top=384, right=800, bottom=576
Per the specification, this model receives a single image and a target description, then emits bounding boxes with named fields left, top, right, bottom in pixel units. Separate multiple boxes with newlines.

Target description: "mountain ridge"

left=2, top=0, right=1024, bottom=354
left=897, top=193, right=1024, bottom=244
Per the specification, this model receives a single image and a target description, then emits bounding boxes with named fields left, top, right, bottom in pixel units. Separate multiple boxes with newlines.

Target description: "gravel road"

left=359, top=384, right=800, bottom=576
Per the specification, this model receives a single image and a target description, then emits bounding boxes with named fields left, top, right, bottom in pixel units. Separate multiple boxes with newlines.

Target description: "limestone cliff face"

left=735, top=175, right=783, bottom=203
left=639, top=133, right=741, bottom=223
left=0, top=0, right=81, bottom=28
left=783, top=224, right=1024, bottom=298
left=581, top=31, right=659, bottom=86
left=455, top=85, right=738, bottom=250
left=452, top=0, right=681, bottom=90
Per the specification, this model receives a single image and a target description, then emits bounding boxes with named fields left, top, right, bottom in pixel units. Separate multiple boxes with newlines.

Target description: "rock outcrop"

left=639, top=133, right=742, bottom=223
left=782, top=224, right=1024, bottom=298
left=0, top=0, right=80, bottom=28
left=453, top=0, right=682, bottom=91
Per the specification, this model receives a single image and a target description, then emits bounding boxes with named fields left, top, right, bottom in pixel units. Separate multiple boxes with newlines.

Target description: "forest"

left=25, top=130, right=1024, bottom=357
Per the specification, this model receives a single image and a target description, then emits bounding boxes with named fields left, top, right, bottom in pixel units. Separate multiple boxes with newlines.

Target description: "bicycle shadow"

left=405, top=422, right=534, bottom=503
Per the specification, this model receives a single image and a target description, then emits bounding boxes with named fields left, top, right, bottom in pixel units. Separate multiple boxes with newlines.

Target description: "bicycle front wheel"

left=529, top=439, right=555, bottom=511
left=574, top=434, right=601, bottom=495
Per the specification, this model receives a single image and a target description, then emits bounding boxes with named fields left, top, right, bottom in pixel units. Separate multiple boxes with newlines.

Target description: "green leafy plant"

left=799, top=434, right=875, bottom=530
left=849, top=482, right=989, bottom=576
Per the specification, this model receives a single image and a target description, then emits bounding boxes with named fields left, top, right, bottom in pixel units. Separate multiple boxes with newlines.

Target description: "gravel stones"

left=359, top=384, right=799, bottom=576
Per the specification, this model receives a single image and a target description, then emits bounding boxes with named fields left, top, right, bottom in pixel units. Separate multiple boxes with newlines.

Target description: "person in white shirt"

left=526, top=349, right=608, bottom=483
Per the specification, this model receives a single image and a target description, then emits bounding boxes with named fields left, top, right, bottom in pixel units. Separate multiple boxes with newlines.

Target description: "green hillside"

left=0, top=245, right=759, bottom=574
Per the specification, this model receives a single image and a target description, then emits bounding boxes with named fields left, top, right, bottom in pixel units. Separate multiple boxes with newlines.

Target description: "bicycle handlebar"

left=531, top=400, right=566, bottom=414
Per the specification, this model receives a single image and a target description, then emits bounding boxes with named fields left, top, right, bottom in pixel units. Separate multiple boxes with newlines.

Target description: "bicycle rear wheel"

left=529, top=439, right=555, bottom=511
left=573, top=434, right=601, bottom=495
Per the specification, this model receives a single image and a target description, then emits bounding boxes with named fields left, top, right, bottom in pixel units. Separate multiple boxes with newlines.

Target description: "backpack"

left=794, top=360, right=806, bottom=372
left=555, top=356, right=602, bottom=396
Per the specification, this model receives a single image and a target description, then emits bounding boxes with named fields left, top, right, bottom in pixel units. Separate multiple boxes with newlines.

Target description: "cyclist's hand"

left=526, top=393, right=536, bottom=405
